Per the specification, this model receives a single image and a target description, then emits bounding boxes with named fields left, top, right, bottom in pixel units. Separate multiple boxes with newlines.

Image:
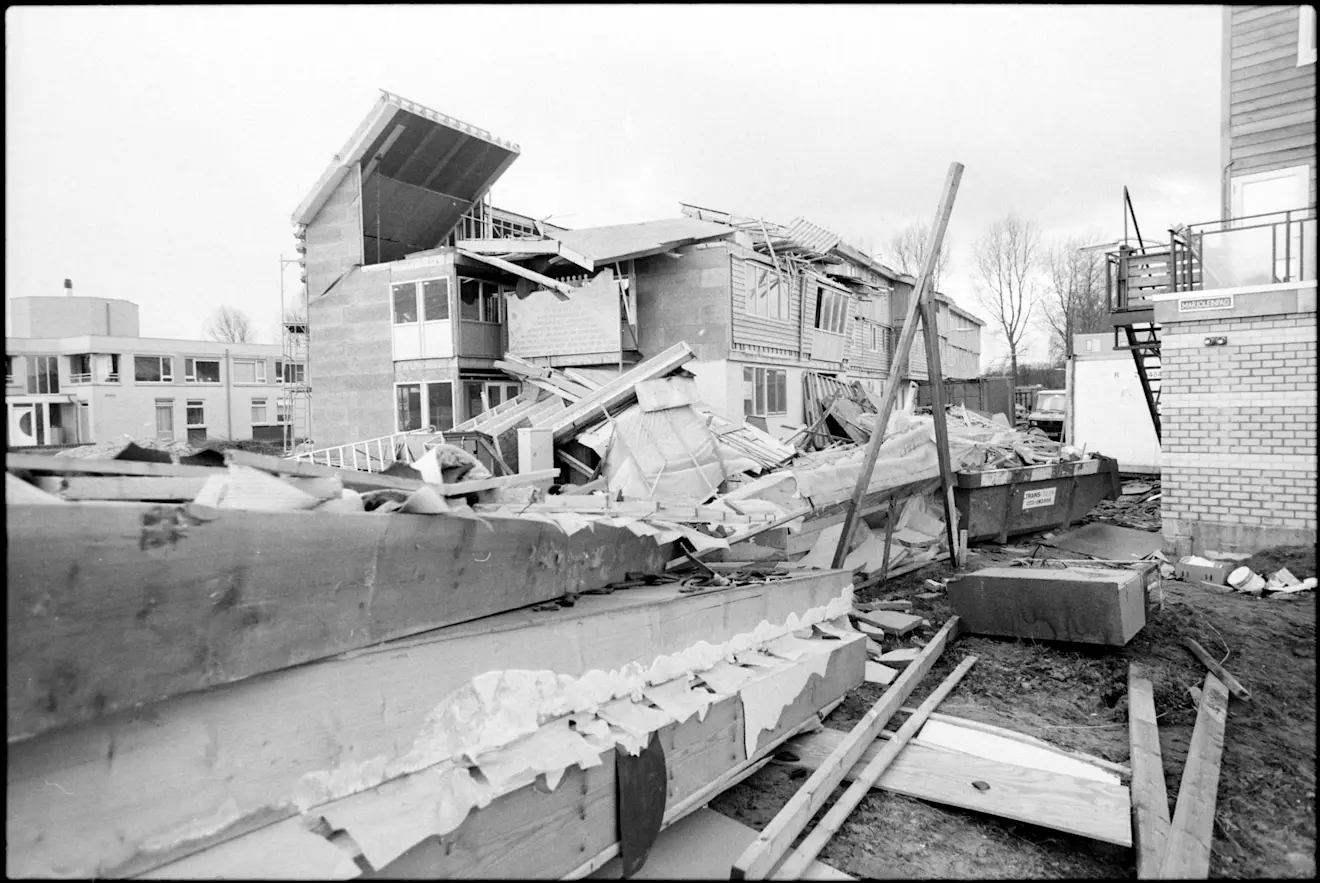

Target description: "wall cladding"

left=634, top=244, right=731, bottom=362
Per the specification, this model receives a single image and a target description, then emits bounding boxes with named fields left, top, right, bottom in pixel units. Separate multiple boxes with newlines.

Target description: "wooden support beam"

left=224, top=449, right=424, bottom=492
left=774, top=655, right=978, bottom=878
left=7, top=452, right=215, bottom=478
left=1128, top=663, right=1171, bottom=879
left=833, top=162, right=963, bottom=568
left=916, top=297, right=962, bottom=560
left=729, top=615, right=962, bottom=879
left=458, top=249, right=573, bottom=298
left=1157, top=674, right=1230, bottom=878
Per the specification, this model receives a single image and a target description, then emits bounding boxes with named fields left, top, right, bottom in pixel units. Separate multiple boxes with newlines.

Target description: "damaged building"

left=292, top=90, right=983, bottom=450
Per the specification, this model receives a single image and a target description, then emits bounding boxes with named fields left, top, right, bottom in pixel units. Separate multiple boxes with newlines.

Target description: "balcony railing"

left=67, top=373, right=92, bottom=384
left=1109, top=208, right=1317, bottom=311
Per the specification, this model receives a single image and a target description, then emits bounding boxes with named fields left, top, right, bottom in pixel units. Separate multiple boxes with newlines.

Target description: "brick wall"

left=1160, top=307, right=1317, bottom=555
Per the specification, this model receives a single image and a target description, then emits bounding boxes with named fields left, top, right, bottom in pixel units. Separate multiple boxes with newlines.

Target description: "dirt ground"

left=710, top=533, right=1317, bottom=879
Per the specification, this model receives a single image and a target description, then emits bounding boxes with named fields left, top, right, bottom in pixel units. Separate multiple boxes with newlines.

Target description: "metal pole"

left=832, top=162, right=963, bottom=569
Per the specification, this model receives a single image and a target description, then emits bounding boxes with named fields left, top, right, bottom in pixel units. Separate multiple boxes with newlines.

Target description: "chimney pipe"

left=64, top=278, right=73, bottom=297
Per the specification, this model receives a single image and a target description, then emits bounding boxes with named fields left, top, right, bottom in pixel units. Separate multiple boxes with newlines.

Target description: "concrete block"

left=946, top=566, right=1147, bottom=646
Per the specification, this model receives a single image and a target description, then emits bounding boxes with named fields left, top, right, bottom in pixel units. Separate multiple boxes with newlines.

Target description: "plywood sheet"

left=1040, top=522, right=1165, bottom=561
left=780, top=728, right=1132, bottom=847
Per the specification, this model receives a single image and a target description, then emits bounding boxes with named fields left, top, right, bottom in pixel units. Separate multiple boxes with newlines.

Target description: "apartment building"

left=5, top=294, right=298, bottom=447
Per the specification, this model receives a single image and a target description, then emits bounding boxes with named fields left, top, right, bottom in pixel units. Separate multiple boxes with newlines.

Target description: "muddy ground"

left=710, top=534, right=1317, bottom=879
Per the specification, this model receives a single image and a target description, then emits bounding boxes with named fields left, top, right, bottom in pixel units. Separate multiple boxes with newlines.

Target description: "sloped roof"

left=292, top=90, right=520, bottom=249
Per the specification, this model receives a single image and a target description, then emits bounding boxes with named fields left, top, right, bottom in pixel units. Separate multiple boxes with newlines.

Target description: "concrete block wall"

left=304, top=169, right=364, bottom=303
left=308, top=267, right=394, bottom=447
left=634, top=245, right=731, bottom=362
left=1159, top=301, right=1317, bottom=555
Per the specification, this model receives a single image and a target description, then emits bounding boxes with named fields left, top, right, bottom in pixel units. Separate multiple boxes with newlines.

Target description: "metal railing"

left=1107, top=208, right=1317, bottom=310
left=291, top=430, right=436, bottom=472
left=67, top=373, right=92, bottom=384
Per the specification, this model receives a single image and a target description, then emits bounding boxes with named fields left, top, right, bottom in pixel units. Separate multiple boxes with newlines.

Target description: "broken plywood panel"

left=779, top=728, right=1132, bottom=847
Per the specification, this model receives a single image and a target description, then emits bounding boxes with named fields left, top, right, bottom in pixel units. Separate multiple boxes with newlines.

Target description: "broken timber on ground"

left=7, top=567, right=859, bottom=879
left=1128, top=663, right=1171, bottom=879
left=6, top=499, right=671, bottom=741
left=730, top=615, right=963, bottom=879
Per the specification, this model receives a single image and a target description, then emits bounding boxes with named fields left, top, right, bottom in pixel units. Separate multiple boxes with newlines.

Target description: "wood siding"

left=1227, top=5, right=1317, bottom=210
left=729, top=246, right=804, bottom=357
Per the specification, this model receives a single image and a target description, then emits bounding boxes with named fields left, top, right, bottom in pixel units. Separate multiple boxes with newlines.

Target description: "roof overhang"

left=291, top=90, right=520, bottom=248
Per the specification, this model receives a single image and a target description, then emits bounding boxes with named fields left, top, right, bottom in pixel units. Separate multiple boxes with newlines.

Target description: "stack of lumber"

left=6, top=503, right=864, bottom=881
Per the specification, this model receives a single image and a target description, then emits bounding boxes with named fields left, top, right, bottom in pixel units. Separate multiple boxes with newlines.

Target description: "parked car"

left=1027, top=389, right=1066, bottom=440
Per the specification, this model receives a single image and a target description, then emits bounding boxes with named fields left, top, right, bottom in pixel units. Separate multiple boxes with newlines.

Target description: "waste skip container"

left=954, top=455, right=1121, bottom=543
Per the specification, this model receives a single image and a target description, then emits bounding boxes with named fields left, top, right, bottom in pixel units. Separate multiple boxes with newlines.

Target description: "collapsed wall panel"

left=7, top=569, right=856, bottom=878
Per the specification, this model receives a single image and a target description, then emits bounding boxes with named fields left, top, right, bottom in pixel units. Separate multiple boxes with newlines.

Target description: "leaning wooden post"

left=832, top=162, right=964, bottom=569
left=916, top=297, right=962, bottom=563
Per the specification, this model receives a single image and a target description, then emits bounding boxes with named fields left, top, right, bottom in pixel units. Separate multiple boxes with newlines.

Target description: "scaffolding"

left=279, top=252, right=312, bottom=454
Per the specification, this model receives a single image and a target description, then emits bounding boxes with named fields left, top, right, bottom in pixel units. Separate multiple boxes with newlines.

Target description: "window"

left=458, top=277, right=505, bottom=323
left=814, top=287, right=848, bottom=335
left=103, top=354, right=121, bottom=383
left=1301, top=5, right=1317, bottom=66
left=69, top=354, right=92, bottom=384
left=397, top=383, right=423, bottom=431
left=276, top=361, right=306, bottom=384
left=135, top=355, right=173, bottom=383
left=426, top=382, right=455, bottom=431
left=184, top=358, right=221, bottom=384
left=231, top=359, right=266, bottom=384
left=392, top=282, right=419, bottom=324
left=461, top=380, right=520, bottom=421
left=277, top=402, right=291, bottom=424
left=743, top=366, right=788, bottom=417
left=5, top=355, right=12, bottom=384
left=747, top=263, right=790, bottom=320
left=155, top=400, right=175, bottom=441
left=186, top=400, right=206, bottom=442
left=251, top=398, right=269, bottom=424
left=422, top=279, right=450, bottom=321
left=27, top=355, right=60, bottom=393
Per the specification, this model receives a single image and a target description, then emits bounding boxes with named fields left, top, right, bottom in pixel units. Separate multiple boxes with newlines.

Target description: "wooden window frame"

left=743, top=366, right=788, bottom=417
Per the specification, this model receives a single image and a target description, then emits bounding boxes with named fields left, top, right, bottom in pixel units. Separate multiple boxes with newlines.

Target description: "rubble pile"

left=1084, top=479, right=1162, bottom=532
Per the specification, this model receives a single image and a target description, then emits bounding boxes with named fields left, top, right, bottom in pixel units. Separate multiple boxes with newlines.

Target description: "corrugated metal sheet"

left=784, top=218, right=842, bottom=255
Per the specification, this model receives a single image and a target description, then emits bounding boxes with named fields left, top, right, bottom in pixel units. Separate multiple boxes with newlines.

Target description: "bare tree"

left=887, top=218, right=952, bottom=291
left=205, top=305, right=256, bottom=343
left=1040, top=234, right=1111, bottom=360
left=972, top=214, right=1041, bottom=380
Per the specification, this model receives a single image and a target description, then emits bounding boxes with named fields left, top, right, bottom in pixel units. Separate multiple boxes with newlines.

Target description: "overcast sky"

left=6, top=5, right=1223, bottom=367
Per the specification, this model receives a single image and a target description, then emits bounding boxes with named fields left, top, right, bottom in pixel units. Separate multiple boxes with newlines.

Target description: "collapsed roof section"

left=292, top=90, right=521, bottom=265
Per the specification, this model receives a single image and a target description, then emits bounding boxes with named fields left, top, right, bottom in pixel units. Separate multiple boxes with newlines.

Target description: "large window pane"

left=426, top=382, right=454, bottom=431
left=393, top=283, right=418, bottom=323
left=231, top=360, right=256, bottom=383
left=459, top=278, right=481, bottom=320
left=397, top=384, right=422, bottom=431
left=422, top=279, right=450, bottom=321
left=135, top=356, right=162, bottom=382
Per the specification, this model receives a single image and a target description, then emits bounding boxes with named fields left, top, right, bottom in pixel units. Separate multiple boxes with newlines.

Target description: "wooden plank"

left=777, top=727, right=1133, bottom=847
left=1231, top=82, right=1317, bottom=116
left=1230, top=17, right=1303, bottom=49
left=1229, top=42, right=1300, bottom=70
left=7, top=571, right=853, bottom=878
left=1157, top=674, right=1231, bottom=879
left=546, top=342, right=696, bottom=440
left=1232, top=54, right=1309, bottom=81
left=5, top=500, right=671, bottom=742
left=457, top=249, right=573, bottom=296
left=777, top=656, right=979, bottom=878
left=1128, top=664, right=1171, bottom=879
left=833, top=162, right=962, bottom=569
left=7, top=452, right=216, bottom=478
left=1182, top=638, right=1251, bottom=702
left=1230, top=4, right=1290, bottom=25
left=904, top=711, right=1130, bottom=777
left=729, top=615, right=961, bottom=879
left=437, top=468, right=558, bottom=496
left=1231, top=120, right=1317, bottom=148
left=45, top=474, right=343, bottom=503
